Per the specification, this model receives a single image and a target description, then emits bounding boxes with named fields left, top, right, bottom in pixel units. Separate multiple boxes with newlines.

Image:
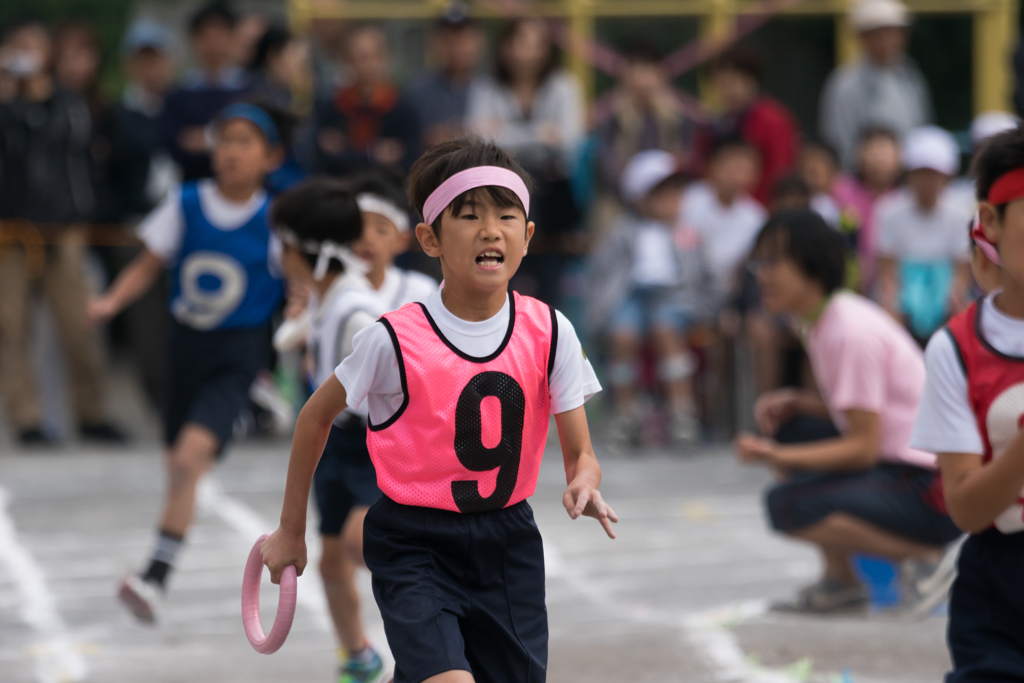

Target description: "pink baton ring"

left=242, top=534, right=297, bottom=654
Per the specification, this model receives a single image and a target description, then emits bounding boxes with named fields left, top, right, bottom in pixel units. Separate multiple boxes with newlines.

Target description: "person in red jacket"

left=702, top=49, right=801, bottom=206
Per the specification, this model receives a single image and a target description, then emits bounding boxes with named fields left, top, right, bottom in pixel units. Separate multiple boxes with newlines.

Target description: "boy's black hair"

left=754, top=209, right=847, bottom=295
left=772, top=175, right=812, bottom=206
left=249, top=25, right=290, bottom=72
left=189, top=1, right=238, bottom=34
left=271, top=178, right=363, bottom=274
left=709, top=135, right=757, bottom=162
left=710, top=48, right=762, bottom=85
left=973, top=124, right=1024, bottom=209
left=407, top=136, right=532, bottom=234
left=348, top=167, right=410, bottom=214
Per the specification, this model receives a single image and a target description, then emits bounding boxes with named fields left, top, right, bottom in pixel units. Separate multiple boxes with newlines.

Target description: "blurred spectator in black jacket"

left=312, top=23, right=420, bottom=176
left=160, top=1, right=253, bottom=181
left=0, top=19, right=125, bottom=446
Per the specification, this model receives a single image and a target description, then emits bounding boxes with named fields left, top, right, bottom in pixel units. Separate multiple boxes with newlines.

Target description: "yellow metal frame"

left=289, top=0, right=1019, bottom=114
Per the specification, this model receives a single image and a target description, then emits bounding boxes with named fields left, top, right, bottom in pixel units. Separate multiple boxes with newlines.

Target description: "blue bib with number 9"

left=170, top=182, right=284, bottom=331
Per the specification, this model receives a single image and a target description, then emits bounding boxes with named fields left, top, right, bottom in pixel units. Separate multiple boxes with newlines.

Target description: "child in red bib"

left=261, top=137, right=616, bottom=683
left=910, top=126, right=1024, bottom=682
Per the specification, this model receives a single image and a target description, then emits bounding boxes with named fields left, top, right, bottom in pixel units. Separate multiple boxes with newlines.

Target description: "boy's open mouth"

left=476, top=250, right=504, bottom=269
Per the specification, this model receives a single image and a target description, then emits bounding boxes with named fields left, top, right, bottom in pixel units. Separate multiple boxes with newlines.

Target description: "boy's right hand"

left=260, top=527, right=307, bottom=585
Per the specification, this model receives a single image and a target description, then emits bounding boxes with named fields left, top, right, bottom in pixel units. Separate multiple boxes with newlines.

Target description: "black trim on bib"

left=367, top=318, right=410, bottom=432
left=416, top=294, right=517, bottom=364
left=547, top=305, right=558, bottom=379
left=944, top=327, right=968, bottom=377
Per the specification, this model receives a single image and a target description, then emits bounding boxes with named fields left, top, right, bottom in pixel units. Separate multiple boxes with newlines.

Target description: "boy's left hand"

left=563, top=479, right=618, bottom=539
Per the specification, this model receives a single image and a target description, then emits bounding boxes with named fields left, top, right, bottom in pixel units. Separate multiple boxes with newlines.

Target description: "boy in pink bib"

left=261, top=137, right=616, bottom=683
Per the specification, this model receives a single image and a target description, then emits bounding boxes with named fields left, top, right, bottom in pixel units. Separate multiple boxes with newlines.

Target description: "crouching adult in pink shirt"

left=735, top=209, right=961, bottom=613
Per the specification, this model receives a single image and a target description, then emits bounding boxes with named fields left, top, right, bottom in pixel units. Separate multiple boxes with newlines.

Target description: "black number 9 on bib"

left=452, top=372, right=526, bottom=513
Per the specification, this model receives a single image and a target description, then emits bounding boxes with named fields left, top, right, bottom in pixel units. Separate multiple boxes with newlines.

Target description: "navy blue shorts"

left=765, top=464, right=962, bottom=547
left=313, top=417, right=381, bottom=536
left=947, top=530, right=1024, bottom=682
left=363, top=496, right=547, bottom=683
left=163, top=320, right=270, bottom=454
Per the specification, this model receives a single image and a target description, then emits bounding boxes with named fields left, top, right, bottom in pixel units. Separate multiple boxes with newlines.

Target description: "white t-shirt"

left=631, top=220, right=679, bottom=287
left=137, top=179, right=281, bottom=271
left=680, top=181, right=767, bottom=293
left=375, top=266, right=439, bottom=310
left=335, top=290, right=601, bottom=425
left=911, top=292, right=1024, bottom=455
left=875, top=188, right=973, bottom=263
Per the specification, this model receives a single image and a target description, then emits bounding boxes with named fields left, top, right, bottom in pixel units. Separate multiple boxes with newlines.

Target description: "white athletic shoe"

left=117, top=575, right=162, bottom=625
left=902, top=536, right=966, bottom=618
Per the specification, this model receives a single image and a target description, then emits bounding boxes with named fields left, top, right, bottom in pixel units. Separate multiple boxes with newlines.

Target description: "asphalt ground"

left=0, top=435, right=953, bottom=683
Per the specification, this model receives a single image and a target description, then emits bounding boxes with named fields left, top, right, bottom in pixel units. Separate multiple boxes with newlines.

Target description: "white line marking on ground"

left=544, top=539, right=797, bottom=683
left=196, top=477, right=393, bottom=666
left=0, top=485, right=87, bottom=683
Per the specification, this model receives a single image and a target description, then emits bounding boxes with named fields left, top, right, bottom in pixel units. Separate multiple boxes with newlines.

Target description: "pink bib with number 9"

left=367, top=292, right=555, bottom=513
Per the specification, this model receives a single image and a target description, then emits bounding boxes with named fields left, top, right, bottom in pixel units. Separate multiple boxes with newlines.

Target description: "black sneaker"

left=17, top=427, right=58, bottom=447
left=79, top=422, right=129, bottom=444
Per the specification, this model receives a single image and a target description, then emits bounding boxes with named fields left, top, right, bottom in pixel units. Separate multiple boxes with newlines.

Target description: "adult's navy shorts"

left=947, top=529, right=1024, bottom=682
left=163, top=320, right=270, bottom=454
left=313, top=417, right=381, bottom=536
left=765, top=463, right=962, bottom=547
left=363, top=496, right=548, bottom=683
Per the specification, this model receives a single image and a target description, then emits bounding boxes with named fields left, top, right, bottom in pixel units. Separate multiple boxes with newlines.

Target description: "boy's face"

left=623, top=60, right=665, bottom=105
left=801, top=147, right=837, bottom=194
left=982, top=198, right=1024, bottom=290
left=211, top=119, right=282, bottom=190
left=709, top=148, right=758, bottom=199
left=859, top=135, right=901, bottom=188
left=191, top=19, right=236, bottom=70
left=712, top=67, right=757, bottom=113
left=907, top=168, right=949, bottom=210
left=353, top=211, right=411, bottom=279
left=127, top=47, right=172, bottom=94
left=416, top=194, right=534, bottom=295
left=640, top=184, right=683, bottom=224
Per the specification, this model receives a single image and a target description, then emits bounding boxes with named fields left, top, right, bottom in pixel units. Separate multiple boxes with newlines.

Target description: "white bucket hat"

left=851, top=0, right=910, bottom=32
left=619, top=150, right=683, bottom=204
left=902, top=125, right=960, bottom=176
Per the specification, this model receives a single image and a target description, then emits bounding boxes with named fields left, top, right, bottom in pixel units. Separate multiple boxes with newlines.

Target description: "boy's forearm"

left=104, top=250, right=163, bottom=313
left=793, top=390, right=829, bottom=419
left=567, top=450, right=602, bottom=487
left=944, top=434, right=1024, bottom=532
left=279, top=405, right=333, bottom=536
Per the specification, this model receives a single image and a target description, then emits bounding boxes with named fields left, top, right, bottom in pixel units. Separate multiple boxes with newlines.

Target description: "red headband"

left=987, top=167, right=1024, bottom=206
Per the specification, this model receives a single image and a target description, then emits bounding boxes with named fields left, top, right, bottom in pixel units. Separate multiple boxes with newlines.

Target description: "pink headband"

left=422, top=166, right=530, bottom=225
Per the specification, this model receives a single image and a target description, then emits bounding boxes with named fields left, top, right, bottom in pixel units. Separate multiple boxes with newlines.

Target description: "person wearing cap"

left=160, top=1, right=255, bottom=181
left=876, top=125, right=973, bottom=342
left=819, top=0, right=933, bottom=172
left=588, top=150, right=713, bottom=447
left=109, top=19, right=176, bottom=220
left=406, top=1, right=486, bottom=149
left=88, top=103, right=287, bottom=624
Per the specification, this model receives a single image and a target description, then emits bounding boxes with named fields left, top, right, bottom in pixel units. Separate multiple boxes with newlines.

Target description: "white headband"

left=357, top=193, right=410, bottom=233
left=277, top=227, right=369, bottom=282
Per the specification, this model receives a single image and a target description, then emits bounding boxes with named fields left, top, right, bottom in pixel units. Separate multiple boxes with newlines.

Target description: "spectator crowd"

left=0, top=0, right=1012, bottom=448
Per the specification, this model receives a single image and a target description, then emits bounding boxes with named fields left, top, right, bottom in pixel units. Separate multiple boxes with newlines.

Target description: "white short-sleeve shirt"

left=911, top=292, right=1024, bottom=455
left=335, top=290, right=601, bottom=425
left=874, top=188, right=973, bottom=263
